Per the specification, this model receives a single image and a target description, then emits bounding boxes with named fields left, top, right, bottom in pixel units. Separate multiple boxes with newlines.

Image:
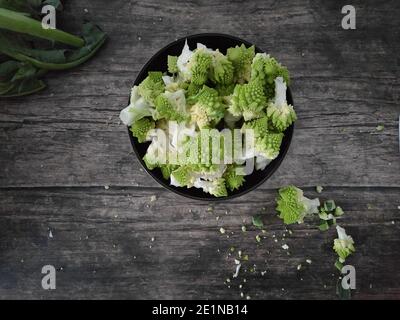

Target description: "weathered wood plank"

left=0, top=76, right=399, bottom=188
left=0, top=187, right=399, bottom=299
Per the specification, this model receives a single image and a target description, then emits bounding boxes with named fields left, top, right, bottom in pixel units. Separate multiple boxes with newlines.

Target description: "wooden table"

left=0, top=0, right=399, bottom=300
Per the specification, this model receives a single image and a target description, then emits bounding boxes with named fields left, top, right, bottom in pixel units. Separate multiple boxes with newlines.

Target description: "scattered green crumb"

left=376, top=124, right=384, bottom=131
left=367, top=204, right=373, bottom=210
left=252, top=215, right=264, bottom=228
left=207, top=207, right=213, bottom=212
left=255, top=235, right=261, bottom=243
left=316, top=186, right=323, bottom=194
left=241, top=225, right=247, bottom=232
left=243, top=255, right=249, bottom=261
left=230, top=246, right=235, bottom=252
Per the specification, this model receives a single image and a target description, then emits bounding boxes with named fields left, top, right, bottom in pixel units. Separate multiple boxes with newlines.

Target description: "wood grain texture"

left=0, top=0, right=399, bottom=299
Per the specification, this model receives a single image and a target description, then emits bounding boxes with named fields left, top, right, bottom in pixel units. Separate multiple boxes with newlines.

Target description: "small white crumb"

left=133, top=256, right=136, bottom=259
left=243, top=278, right=247, bottom=283
left=238, top=250, right=242, bottom=258
left=241, top=225, right=246, bottom=232
left=324, top=284, right=327, bottom=289
left=316, top=186, right=323, bottom=194
left=274, top=239, right=278, bottom=243
left=297, top=264, right=302, bottom=270
left=150, top=195, right=157, bottom=202
left=370, top=283, right=373, bottom=289
left=306, top=259, right=312, bottom=264
left=391, top=221, right=395, bottom=225
left=104, top=185, right=110, bottom=190
left=282, top=288, right=285, bottom=291
left=226, top=278, right=231, bottom=283
left=282, top=244, right=289, bottom=250
left=261, top=271, right=267, bottom=276
left=137, top=36, right=142, bottom=41
left=151, top=237, right=155, bottom=242
left=216, top=216, right=220, bottom=221
left=48, top=230, right=53, bottom=238
left=239, top=284, right=243, bottom=289
left=288, top=230, right=293, bottom=235
left=246, top=295, right=251, bottom=300
left=219, top=227, right=226, bottom=234
left=20, top=259, right=24, bottom=263
left=397, top=206, right=400, bottom=210
left=84, top=8, right=88, bottom=13
left=240, top=292, right=244, bottom=298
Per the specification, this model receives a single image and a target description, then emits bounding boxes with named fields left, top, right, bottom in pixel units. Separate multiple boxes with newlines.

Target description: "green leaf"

left=324, top=200, right=336, bottom=212
left=252, top=215, right=264, bottom=228
left=336, top=278, right=351, bottom=300
left=0, top=8, right=84, bottom=47
left=0, top=23, right=106, bottom=70
left=318, top=221, right=329, bottom=231
left=335, top=260, right=344, bottom=271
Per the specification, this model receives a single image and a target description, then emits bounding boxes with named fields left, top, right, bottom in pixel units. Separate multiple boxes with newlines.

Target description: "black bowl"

left=128, top=33, right=294, bottom=201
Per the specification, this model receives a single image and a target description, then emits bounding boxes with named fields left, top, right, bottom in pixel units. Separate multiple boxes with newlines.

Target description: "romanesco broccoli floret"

left=251, top=53, right=269, bottom=86
left=189, top=49, right=212, bottom=85
left=241, top=116, right=269, bottom=138
left=138, top=72, right=165, bottom=105
left=227, top=44, right=255, bottom=84
left=130, top=117, right=155, bottom=143
left=333, top=225, right=356, bottom=263
left=276, top=185, right=320, bottom=224
left=193, top=178, right=228, bottom=197
left=119, top=86, right=155, bottom=126
left=215, top=83, right=235, bottom=97
left=186, top=82, right=203, bottom=105
left=223, top=165, right=245, bottom=191
left=168, top=55, right=179, bottom=74
left=190, top=86, right=225, bottom=128
left=267, top=77, right=297, bottom=132
left=154, top=90, right=189, bottom=122
left=255, top=132, right=284, bottom=160
left=160, top=164, right=178, bottom=180
left=264, top=55, right=290, bottom=85
left=229, top=81, right=267, bottom=121
left=210, top=51, right=234, bottom=85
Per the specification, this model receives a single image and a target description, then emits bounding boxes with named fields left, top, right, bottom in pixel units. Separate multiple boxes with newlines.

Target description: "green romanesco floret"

left=168, top=55, right=179, bottom=74
left=170, top=165, right=195, bottom=187
left=160, top=164, right=178, bottom=180
left=193, top=177, right=228, bottom=197
left=276, top=185, right=321, bottom=225
left=190, top=86, right=225, bottom=128
left=215, top=83, right=235, bottom=97
left=154, top=92, right=189, bottom=122
left=186, top=82, right=203, bottom=105
left=223, top=165, right=245, bottom=191
left=333, top=225, right=356, bottom=263
left=227, top=44, right=255, bottom=84
left=241, top=116, right=270, bottom=139
left=130, top=117, right=155, bottom=143
left=210, top=51, right=234, bottom=85
left=189, top=49, right=212, bottom=85
left=267, top=77, right=297, bottom=132
left=264, top=55, right=290, bottom=85
left=138, top=71, right=165, bottom=105
left=229, top=81, right=267, bottom=121
left=255, top=132, right=284, bottom=160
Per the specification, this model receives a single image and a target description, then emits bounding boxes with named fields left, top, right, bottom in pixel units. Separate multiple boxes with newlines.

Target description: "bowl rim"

left=128, top=33, right=294, bottom=201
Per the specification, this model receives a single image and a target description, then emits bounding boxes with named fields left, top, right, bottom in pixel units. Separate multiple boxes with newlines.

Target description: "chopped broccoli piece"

left=130, top=117, right=155, bottom=143
left=189, top=49, right=212, bottom=85
left=224, top=165, right=245, bottom=191
left=229, top=81, right=267, bottom=121
left=193, top=177, right=228, bottom=197
left=168, top=55, right=179, bottom=73
left=333, top=225, right=355, bottom=263
left=227, top=44, right=255, bottom=84
left=190, top=86, right=225, bottom=128
left=267, top=77, right=297, bottom=132
left=210, top=51, right=234, bottom=85
left=255, top=132, right=284, bottom=160
left=138, top=71, right=165, bottom=105
left=154, top=90, right=189, bottom=122
left=276, top=185, right=320, bottom=224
